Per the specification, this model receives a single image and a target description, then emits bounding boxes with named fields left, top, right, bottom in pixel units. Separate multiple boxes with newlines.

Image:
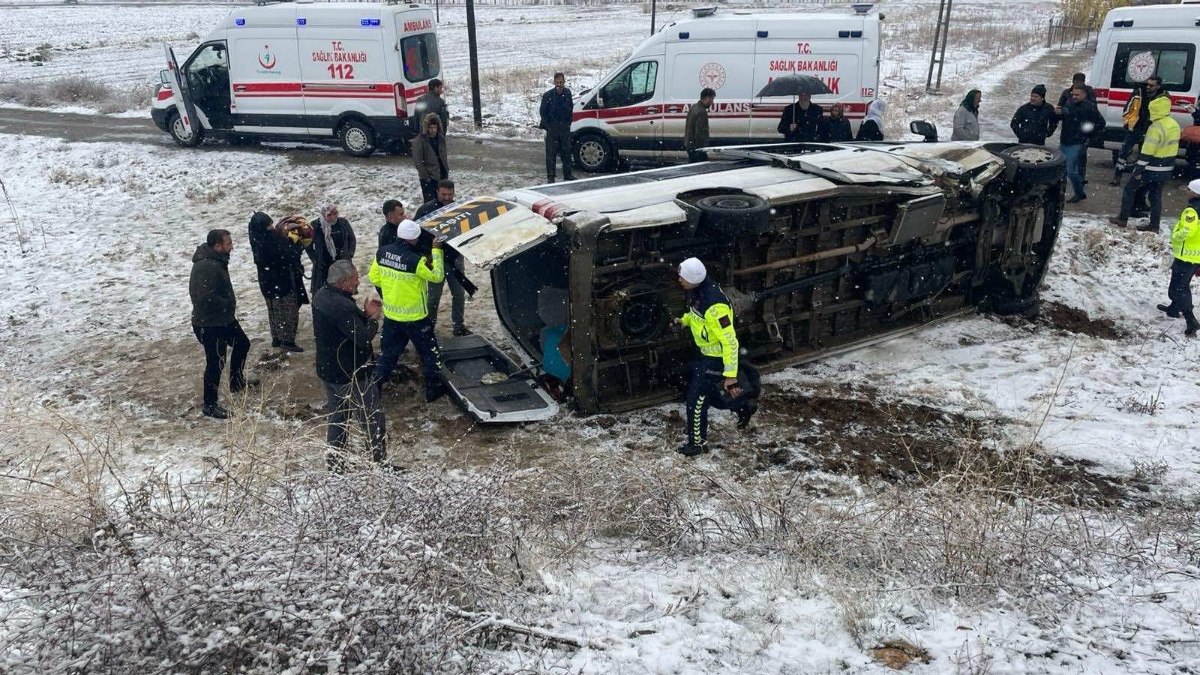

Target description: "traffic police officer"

left=369, top=219, right=448, bottom=402
left=1157, top=179, right=1200, bottom=336
left=676, top=257, right=756, bottom=456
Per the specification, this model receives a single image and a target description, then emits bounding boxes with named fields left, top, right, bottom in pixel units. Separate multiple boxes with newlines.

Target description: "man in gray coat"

left=685, top=88, right=715, bottom=163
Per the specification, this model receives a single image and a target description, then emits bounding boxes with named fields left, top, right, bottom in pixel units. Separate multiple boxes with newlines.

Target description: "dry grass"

left=0, top=76, right=152, bottom=113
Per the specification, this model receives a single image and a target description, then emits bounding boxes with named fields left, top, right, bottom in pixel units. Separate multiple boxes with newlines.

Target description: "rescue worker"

left=1110, top=94, right=1179, bottom=232
left=1156, top=179, right=1200, bottom=336
left=1057, top=85, right=1106, bottom=204
left=377, top=199, right=406, bottom=250
left=312, top=260, right=388, bottom=470
left=778, top=93, right=823, bottom=143
left=675, top=257, right=756, bottom=457
left=685, top=87, right=715, bottom=163
left=412, top=113, right=449, bottom=204
left=369, top=219, right=448, bottom=402
left=1112, top=81, right=1145, bottom=185
left=416, top=179, right=475, bottom=336
left=189, top=228, right=252, bottom=420
left=819, top=102, right=853, bottom=142
left=539, top=72, right=575, bottom=183
left=306, top=202, right=356, bottom=295
left=951, top=89, right=981, bottom=141
left=1010, top=84, right=1058, bottom=146
left=414, top=78, right=448, bottom=135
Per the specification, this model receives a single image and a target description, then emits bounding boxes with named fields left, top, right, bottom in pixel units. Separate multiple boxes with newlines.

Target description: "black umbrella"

left=756, top=74, right=833, bottom=98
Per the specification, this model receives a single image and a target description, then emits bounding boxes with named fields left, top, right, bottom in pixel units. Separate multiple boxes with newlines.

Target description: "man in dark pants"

left=1057, top=85, right=1106, bottom=203
left=1157, top=180, right=1200, bottom=336
left=675, top=257, right=756, bottom=457
left=1111, top=95, right=1179, bottom=232
left=313, top=260, right=387, bottom=470
left=539, top=72, right=574, bottom=182
left=685, top=88, right=715, bottom=163
left=189, top=228, right=251, bottom=419
left=369, top=219, right=447, bottom=402
left=1058, top=72, right=1097, bottom=183
left=377, top=199, right=407, bottom=250
left=416, top=179, right=474, bottom=336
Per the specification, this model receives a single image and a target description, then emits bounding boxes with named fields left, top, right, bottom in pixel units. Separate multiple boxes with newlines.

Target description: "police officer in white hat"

left=674, top=257, right=756, bottom=456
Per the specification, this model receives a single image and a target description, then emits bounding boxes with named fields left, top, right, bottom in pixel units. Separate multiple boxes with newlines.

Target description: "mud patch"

left=1037, top=301, right=1127, bottom=340
left=756, top=384, right=1149, bottom=507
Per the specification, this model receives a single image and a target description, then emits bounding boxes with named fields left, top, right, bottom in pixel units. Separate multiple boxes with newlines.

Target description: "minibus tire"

left=996, top=144, right=1065, bottom=186
left=696, top=193, right=771, bottom=234
left=168, top=112, right=203, bottom=148
left=574, top=132, right=615, bottom=173
left=338, top=119, right=376, bottom=157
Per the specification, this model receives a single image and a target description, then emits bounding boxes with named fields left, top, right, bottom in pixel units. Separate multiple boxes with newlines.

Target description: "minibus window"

left=402, top=33, right=440, bottom=82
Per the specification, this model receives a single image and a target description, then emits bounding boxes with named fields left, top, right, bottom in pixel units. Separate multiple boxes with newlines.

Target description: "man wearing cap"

left=307, top=202, right=357, bottom=295
left=1010, top=84, right=1057, bottom=146
left=369, top=219, right=448, bottom=402
left=1155, top=179, right=1200, bottom=336
left=675, top=257, right=756, bottom=456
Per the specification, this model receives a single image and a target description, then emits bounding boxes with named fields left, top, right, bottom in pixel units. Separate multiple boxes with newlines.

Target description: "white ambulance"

left=1090, top=3, right=1200, bottom=155
left=151, top=1, right=439, bottom=157
left=570, top=5, right=881, bottom=172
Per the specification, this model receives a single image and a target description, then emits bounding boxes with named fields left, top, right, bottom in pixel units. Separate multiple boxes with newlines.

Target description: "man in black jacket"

left=189, top=229, right=251, bottom=420
left=377, top=199, right=407, bottom=250
left=416, top=179, right=475, bottom=336
left=539, top=72, right=574, bottom=183
left=1010, top=84, right=1058, bottom=145
left=414, top=78, right=449, bottom=135
left=778, top=93, right=823, bottom=143
left=1057, top=85, right=1106, bottom=203
left=312, top=260, right=387, bottom=470
left=306, top=202, right=357, bottom=295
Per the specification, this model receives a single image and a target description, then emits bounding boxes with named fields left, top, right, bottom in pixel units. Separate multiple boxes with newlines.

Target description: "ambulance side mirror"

left=159, top=69, right=171, bottom=85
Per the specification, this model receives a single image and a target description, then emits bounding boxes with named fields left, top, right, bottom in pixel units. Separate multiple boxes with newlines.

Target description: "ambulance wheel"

left=338, top=119, right=376, bottom=157
left=574, top=132, right=615, bottom=173
left=168, top=112, right=203, bottom=148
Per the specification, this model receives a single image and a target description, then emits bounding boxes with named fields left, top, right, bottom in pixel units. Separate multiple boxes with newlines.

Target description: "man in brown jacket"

left=412, top=113, right=448, bottom=203
left=685, top=88, right=715, bottom=163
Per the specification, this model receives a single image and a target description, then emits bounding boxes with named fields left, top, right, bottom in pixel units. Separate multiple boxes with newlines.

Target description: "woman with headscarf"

left=250, top=212, right=311, bottom=352
left=306, top=202, right=356, bottom=295
left=856, top=100, right=887, bottom=141
left=819, top=102, right=854, bottom=142
left=952, top=89, right=982, bottom=141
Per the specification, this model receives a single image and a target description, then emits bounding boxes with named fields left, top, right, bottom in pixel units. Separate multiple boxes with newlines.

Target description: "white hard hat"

left=679, top=257, right=707, bottom=284
left=1188, top=179, right=1200, bottom=195
left=397, top=219, right=421, bottom=241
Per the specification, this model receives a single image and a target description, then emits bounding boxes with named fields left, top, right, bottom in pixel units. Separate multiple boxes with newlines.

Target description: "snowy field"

left=4, top=1, right=1200, bottom=673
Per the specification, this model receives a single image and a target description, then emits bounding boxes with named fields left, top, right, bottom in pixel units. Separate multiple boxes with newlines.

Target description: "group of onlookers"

left=187, top=183, right=475, bottom=468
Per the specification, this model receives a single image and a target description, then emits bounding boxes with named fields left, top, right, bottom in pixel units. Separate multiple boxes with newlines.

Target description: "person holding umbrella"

left=759, top=74, right=831, bottom=144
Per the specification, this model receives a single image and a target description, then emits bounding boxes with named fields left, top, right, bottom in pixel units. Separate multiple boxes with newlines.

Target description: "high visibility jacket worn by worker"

left=1173, top=200, right=1200, bottom=263
left=1136, top=96, right=1181, bottom=177
left=681, top=278, right=739, bottom=378
left=368, top=239, right=445, bottom=322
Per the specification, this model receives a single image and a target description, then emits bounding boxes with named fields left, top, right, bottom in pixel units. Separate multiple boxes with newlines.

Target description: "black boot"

left=676, top=442, right=708, bottom=457
left=1157, top=303, right=1181, bottom=318
left=1186, top=311, right=1200, bottom=337
left=203, top=403, right=229, bottom=419
left=736, top=400, right=758, bottom=430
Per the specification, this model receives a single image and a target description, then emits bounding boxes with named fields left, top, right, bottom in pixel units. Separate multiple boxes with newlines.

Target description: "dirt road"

left=0, top=106, right=547, bottom=171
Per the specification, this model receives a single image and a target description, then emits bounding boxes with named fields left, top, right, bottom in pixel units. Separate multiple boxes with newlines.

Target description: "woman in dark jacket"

left=819, top=103, right=854, bottom=142
left=856, top=100, right=886, bottom=141
left=249, top=212, right=310, bottom=352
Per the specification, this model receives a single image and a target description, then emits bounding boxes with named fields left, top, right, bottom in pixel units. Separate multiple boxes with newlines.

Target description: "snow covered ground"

left=3, top=1, right=1200, bottom=673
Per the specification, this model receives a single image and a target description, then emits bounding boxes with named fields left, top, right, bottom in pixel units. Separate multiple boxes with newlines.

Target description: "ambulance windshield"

left=402, top=33, right=440, bottom=82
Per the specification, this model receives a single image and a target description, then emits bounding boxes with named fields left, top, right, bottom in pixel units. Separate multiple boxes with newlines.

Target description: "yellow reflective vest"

left=681, top=281, right=739, bottom=378
left=368, top=242, right=444, bottom=322
left=1172, top=204, right=1200, bottom=263
left=1137, top=97, right=1181, bottom=174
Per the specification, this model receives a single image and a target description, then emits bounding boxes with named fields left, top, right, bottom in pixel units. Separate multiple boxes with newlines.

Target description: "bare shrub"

left=1081, top=227, right=1111, bottom=263
left=0, top=76, right=149, bottom=113
left=47, top=75, right=111, bottom=105
left=1118, top=386, right=1163, bottom=416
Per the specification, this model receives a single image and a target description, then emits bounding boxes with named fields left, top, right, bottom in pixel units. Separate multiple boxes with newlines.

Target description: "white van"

left=570, top=6, right=881, bottom=172
left=1090, top=3, right=1199, bottom=155
left=151, top=2, right=439, bottom=157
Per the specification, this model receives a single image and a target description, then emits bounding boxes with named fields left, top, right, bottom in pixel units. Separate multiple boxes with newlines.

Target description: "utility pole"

left=466, top=0, right=482, bottom=129
left=435, top=0, right=439, bottom=23
left=651, top=0, right=657, bottom=35
left=925, top=0, right=952, bottom=93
